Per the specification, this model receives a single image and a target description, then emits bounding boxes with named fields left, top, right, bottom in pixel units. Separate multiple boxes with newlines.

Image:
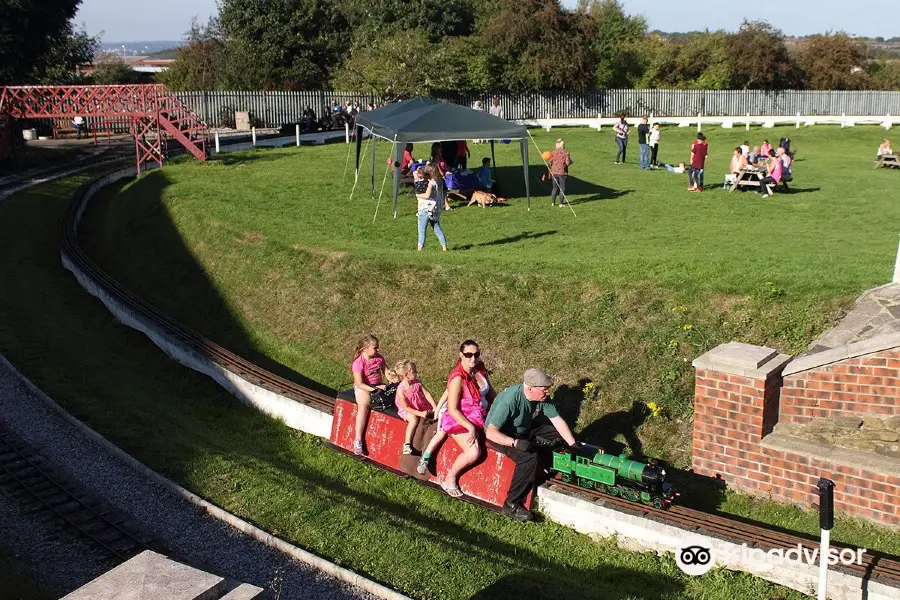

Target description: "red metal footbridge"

left=0, top=84, right=209, bottom=173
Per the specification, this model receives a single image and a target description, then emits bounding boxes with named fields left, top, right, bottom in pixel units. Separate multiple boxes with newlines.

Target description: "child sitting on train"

left=351, top=333, right=386, bottom=456
left=393, top=360, right=437, bottom=456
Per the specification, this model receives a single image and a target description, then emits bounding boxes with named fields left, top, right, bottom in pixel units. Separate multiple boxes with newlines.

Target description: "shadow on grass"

left=209, top=151, right=290, bottom=167
left=260, top=442, right=686, bottom=600
left=491, top=166, right=628, bottom=205
left=78, top=169, right=336, bottom=396
left=455, top=230, right=558, bottom=250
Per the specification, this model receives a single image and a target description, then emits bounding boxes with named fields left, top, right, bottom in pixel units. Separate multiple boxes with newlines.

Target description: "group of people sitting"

left=350, top=334, right=579, bottom=522
left=726, top=138, right=794, bottom=197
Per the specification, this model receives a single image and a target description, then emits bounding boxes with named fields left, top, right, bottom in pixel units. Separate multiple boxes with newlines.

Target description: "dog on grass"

left=467, top=190, right=506, bottom=208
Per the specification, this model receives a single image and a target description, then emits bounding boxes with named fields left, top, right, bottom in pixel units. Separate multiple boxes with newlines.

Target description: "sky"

left=75, top=0, right=900, bottom=42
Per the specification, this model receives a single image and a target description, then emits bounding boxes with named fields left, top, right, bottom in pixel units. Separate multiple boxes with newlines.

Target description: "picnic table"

left=875, top=154, right=899, bottom=169
left=729, top=166, right=765, bottom=192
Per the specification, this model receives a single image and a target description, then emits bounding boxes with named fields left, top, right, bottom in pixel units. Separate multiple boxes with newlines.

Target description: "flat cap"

left=524, top=368, right=554, bottom=387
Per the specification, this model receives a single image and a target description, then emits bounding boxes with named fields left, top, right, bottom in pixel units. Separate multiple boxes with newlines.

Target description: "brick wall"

left=780, top=349, right=900, bottom=425
left=692, top=342, right=900, bottom=528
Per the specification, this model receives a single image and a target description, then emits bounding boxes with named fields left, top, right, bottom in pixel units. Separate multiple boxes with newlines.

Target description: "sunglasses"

left=461, top=351, right=481, bottom=359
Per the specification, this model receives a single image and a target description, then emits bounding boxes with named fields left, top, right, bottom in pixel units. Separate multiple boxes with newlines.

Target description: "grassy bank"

left=0, top=169, right=822, bottom=599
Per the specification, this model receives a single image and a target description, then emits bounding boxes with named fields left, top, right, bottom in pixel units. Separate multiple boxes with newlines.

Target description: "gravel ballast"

left=0, top=355, right=379, bottom=600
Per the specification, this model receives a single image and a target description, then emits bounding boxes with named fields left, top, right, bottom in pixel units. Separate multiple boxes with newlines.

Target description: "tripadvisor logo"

left=675, top=534, right=867, bottom=576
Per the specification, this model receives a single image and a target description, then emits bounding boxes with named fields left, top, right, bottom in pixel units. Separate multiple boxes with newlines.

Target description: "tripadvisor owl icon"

left=676, top=535, right=716, bottom=576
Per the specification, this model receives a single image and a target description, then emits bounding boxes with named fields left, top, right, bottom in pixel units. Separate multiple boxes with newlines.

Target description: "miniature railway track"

left=58, top=165, right=900, bottom=588
left=0, top=425, right=150, bottom=564
left=549, top=480, right=900, bottom=585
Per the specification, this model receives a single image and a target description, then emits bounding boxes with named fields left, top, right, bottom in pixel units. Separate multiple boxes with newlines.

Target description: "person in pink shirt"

left=393, top=360, right=437, bottom=456
left=351, top=333, right=387, bottom=455
left=437, top=340, right=496, bottom=498
left=759, top=149, right=783, bottom=198
left=760, top=140, right=772, bottom=159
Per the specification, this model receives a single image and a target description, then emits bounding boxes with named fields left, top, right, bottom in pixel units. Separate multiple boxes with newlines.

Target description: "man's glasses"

left=461, top=351, right=481, bottom=359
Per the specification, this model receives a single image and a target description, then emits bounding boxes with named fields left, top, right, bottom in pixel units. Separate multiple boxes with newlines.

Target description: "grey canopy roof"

left=352, top=97, right=531, bottom=217
left=355, top=97, right=527, bottom=143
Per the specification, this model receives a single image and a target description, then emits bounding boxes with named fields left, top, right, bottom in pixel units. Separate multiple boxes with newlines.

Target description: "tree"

left=0, top=0, right=95, bottom=83
left=217, top=0, right=350, bottom=90
left=90, top=55, right=142, bottom=84
left=640, top=32, right=732, bottom=89
left=159, top=18, right=225, bottom=91
left=868, top=59, right=900, bottom=90
left=479, top=0, right=595, bottom=92
left=338, top=0, right=475, bottom=45
left=579, top=0, right=649, bottom=89
left=795, top=33, right=869, bottom=89
left=726, top=21, right=799, bottom=89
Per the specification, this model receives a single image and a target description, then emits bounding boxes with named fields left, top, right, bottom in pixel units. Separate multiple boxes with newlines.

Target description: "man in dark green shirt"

left=485, top=368, right=577, bottom=522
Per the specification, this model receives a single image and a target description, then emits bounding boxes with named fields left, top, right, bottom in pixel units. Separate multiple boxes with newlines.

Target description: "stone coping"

left=693, top=342, right=792, bottom=379
left=761, top=433, right=900, bottom=480
left=784, top=331, right=900, bottom=376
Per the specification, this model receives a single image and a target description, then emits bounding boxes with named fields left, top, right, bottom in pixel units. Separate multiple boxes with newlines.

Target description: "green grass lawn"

left=73, top=123, right=900, bottom=558
left=0, top=169, right=820, bottom=600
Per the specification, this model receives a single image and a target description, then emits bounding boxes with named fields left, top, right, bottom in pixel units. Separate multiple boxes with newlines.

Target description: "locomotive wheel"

left=604, top=485, right=619, bottom=496
left=560, top=472, right=573, bottom=483
left=652, top=497, right=663, bottom=509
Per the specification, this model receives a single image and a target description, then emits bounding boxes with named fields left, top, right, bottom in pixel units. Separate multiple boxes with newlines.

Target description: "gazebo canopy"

left=353, top=97, right=531, bottom=216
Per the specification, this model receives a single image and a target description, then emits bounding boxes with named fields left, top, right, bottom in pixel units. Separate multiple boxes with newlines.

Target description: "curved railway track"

left=0, top=424, right=151, bottom=565
left=58, top=164, right=900, bottom=589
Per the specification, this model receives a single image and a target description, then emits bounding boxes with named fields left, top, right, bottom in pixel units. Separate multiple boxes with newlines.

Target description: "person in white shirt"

left=72, top=115, right=84, bottom=139
left=740, top=141, right=750, bottom=157
left=649, top=123, right=661, bottom=168
left=489, top=97, right=504, bottom=119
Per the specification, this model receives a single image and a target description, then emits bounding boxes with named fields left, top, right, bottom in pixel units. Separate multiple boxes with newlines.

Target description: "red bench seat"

left=330, top=392, right=530, bottom=509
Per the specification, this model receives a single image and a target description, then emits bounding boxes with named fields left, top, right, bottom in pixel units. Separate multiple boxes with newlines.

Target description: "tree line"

left=2, top=0, right=899, bottom=94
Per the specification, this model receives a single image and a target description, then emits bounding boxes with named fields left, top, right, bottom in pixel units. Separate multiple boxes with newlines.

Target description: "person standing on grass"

left=637, top=116, right=651, bottom=170
left=649, top=123, right=661, bottom=168
left=613, top=115, right=629, bottom=164
left=351, top=334, right=386, bottom=456
left=688, top=133, right=707, bottom=192
left=416, top=165, right=449, bottom=251
left=485, top=368, right=578, bottom=522
left=489, top=97, right=504, bottom=119
left=549, top=138, right=572, bottom=208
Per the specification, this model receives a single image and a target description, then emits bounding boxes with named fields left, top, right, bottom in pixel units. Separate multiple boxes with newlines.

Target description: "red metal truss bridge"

left=0, top=84, right=209, bottom=173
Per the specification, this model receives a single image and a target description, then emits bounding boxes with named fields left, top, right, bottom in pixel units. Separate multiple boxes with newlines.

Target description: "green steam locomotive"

left=551, top=445, right=679, bottom=509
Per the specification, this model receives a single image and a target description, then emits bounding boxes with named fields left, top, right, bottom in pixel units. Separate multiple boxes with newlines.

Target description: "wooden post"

left=214, top=131, right=220, bottom=153
left=746, top=112, right=751, bottom=131
left=296, top=124, right=300, bottom=146
left=252, top=127, right=256, bottom=145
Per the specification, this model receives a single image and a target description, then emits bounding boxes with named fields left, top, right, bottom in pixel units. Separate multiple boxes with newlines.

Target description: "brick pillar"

left=692, top=342, right=792, bottom=491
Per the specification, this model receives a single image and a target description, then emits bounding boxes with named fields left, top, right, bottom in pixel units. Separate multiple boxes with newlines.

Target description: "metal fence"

left=176, top=90, right=900, bottom=128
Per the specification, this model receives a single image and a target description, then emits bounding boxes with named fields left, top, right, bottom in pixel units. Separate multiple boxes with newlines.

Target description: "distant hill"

left=100, top=41, right=181, bottom=56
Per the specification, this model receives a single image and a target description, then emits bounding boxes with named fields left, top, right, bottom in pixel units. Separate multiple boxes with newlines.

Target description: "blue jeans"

left=639, top=143, right=650, bottom=169
left=689, top=167, right=705, bottom=189
left=417, top=210, right=447, bottom=248
left=615, top=137, right=627, bottom=162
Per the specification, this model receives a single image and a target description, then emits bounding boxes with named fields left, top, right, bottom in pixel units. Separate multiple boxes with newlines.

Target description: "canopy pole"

left=349, top=134, right=371, bottom=201
left=520, top=138, right=531, bottom=212
left=371, top=135, right=377, bottom=200
left=354, top=125, right=365, bottom=183
left=527, top=130, right=576, bottom=216
left=391, top=135, right=402, bottom=219
left=373, top=155, right=392, bottom=222
left=490, top=140, right=496, bottom=178
left=343, top=136, right=355, bottom=183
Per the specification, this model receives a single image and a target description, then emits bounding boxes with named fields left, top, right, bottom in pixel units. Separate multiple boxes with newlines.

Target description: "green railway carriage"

left=551, top=446, right=679, bottom=509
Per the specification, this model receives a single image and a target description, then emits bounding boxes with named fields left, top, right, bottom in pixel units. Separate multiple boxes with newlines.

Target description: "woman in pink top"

left=351, top=333, right=386, bottom=455
left=393, top=360, right=437, bottom=456
left=759, top=149, right=782, bottom=198
left=439, top=340, right=495, bottom=498
left=760, top=140, right=772, bottom=159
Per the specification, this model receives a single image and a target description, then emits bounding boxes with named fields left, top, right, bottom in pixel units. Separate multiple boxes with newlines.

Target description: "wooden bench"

left=728, top=167, right=764, bottom=192
left=875, top=154, right=899, bottom=169
left=330, top=392, right=531, bottom=509
left=52, top=118, right=78, bottom=138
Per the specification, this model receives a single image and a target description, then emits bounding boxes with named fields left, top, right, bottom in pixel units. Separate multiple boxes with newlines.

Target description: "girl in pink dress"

left=351, top=334, right=386, bottom=455
left=393, top=360, right=437, bottom=456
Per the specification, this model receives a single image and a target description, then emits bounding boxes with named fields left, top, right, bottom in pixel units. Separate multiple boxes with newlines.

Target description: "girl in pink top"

left=437, top=340, right=496, bottom=498
left=351, top=333, right=386, bottom=455
left=760, top=140, right=772, bottom=159
left=759, top=150, right=783, bottom=198
left=393, top=360, right=437, bottom=456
